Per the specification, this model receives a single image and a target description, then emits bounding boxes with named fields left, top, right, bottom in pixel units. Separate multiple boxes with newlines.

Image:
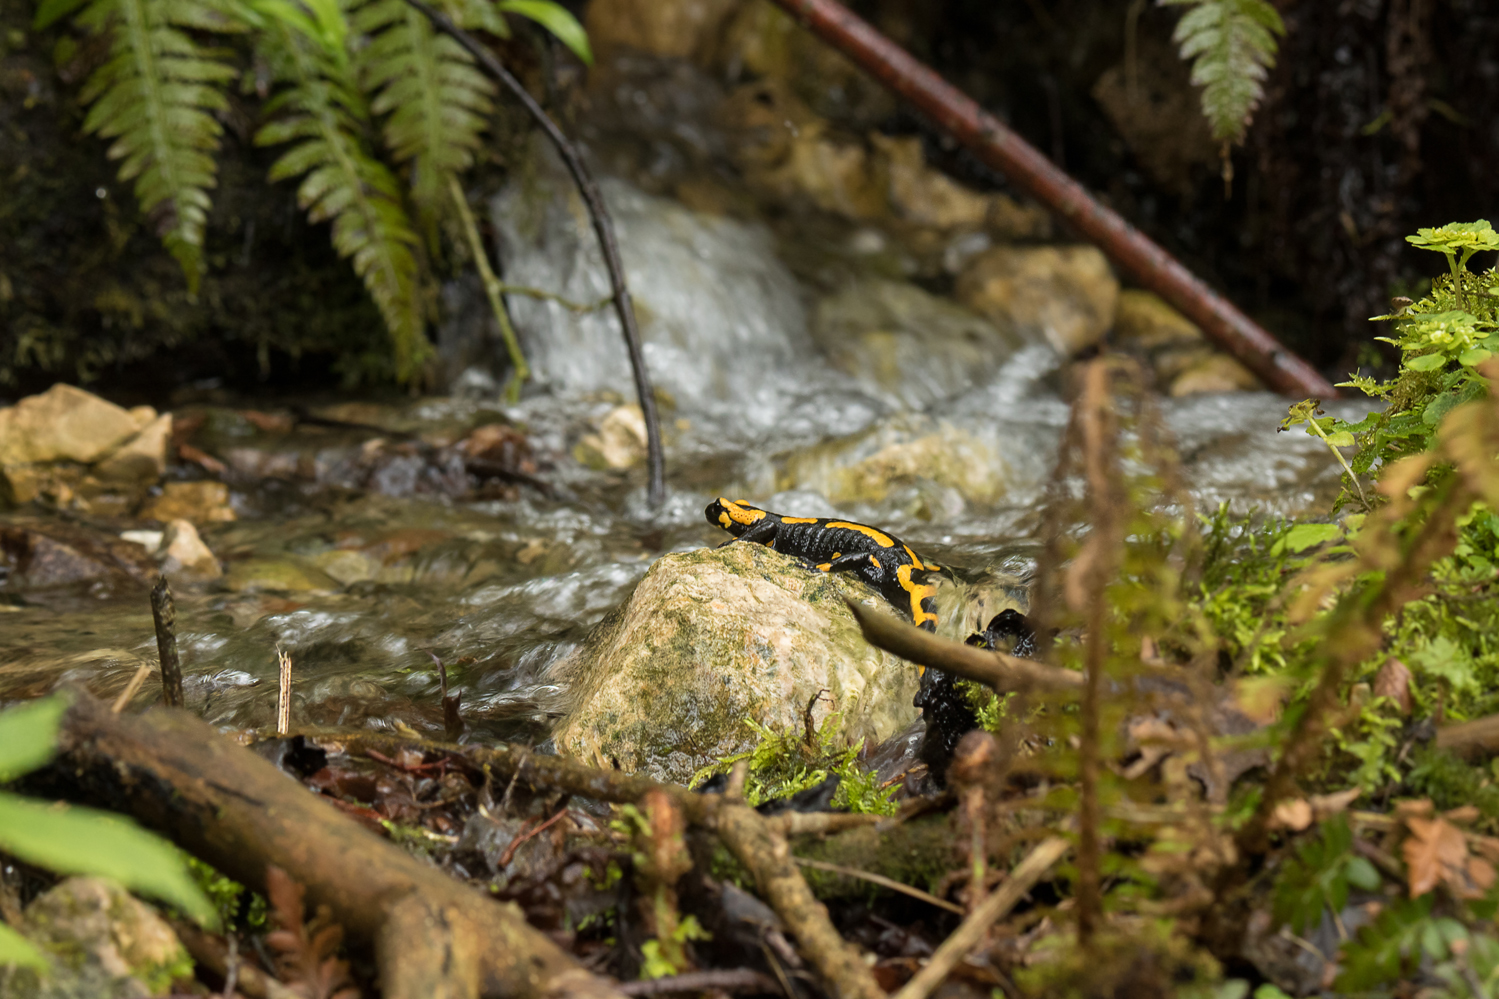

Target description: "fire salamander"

left=916, top=609, right=1040, bottom=781
left=705, top=498, right=942, bottom=631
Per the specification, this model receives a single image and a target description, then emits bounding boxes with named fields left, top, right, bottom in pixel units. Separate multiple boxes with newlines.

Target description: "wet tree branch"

left=844, top=599, right=1082, bottom=696
left=766, top=0, right=1336, bottom=398
left=400, top=0, right=666, bottom=506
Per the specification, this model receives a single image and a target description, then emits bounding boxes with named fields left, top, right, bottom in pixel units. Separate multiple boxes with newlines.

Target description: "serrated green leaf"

left=0, top=793, right=217, bottom=927
left=498, top=0, right=591, bottom=64
left=0, top=922, right=48, bottom=971
left=1163, top=0, right=1283, bottom=144
left=0, top=695, right=67, bottom=782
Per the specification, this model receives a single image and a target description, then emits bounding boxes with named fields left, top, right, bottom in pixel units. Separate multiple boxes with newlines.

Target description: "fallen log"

left=42, top=691, right=623, bottom=999
left=766, top=0, right=1336, bottom=399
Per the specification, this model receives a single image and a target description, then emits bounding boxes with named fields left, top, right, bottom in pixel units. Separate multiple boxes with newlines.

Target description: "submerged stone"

left=551, top=541, right=925, bottom=784
left=956, top=245, right=1120, bottom=357
left=811, top=278, right=1038, bottom=411
left=223, top=558, right=339, bottom=594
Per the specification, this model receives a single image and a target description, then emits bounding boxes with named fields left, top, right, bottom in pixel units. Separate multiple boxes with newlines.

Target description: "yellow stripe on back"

left=826, top=522, right=894, bottom=547
left=781, top=517, right=819, bottom=524
left=897, top=563, right=939, bottom=628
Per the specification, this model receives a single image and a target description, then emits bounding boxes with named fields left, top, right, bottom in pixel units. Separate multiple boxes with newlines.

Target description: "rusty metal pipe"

left=769, top=0, right=1338, bottom=398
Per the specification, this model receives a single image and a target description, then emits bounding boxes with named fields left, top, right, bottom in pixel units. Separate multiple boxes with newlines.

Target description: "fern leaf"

left=58, top=0, right=237, bottom=292
left=1161, top=0, right=1285, bottom=146
left=254, top=13, right=429, bottom=380
left=351, top=0, right=494, bottom=235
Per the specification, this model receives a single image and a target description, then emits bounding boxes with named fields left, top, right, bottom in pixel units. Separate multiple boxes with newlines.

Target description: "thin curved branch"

left=400, top=0, right=666, bottom=506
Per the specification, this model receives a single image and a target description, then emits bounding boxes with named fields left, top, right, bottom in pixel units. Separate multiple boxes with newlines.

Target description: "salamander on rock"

left=705, top=498, right=942, bottom=631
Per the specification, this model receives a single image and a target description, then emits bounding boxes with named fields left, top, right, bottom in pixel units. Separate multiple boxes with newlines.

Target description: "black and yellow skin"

left=705, top=498, right=942, bottom=631
left=917, top=610, right=1040, bottom=782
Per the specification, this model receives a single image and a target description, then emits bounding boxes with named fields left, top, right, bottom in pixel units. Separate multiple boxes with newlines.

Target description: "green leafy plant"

left=1283, top=220, right=1499, bottom=511
left=33, top=0, right=591, bottom=382
left=1161, top=0, right=1285, bottom=147
left=1271, top=815, right=1382, bottom=935
left=0, top=695, right=217, bottom=970
left=691, top=710, right=898, bottom=816
left=33, top=0, right=239, bottom=293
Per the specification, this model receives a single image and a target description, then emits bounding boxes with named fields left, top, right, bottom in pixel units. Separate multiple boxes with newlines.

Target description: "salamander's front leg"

left=729, top=519, right=779, bottom=548
left=816, top=552, right=885, bottom=582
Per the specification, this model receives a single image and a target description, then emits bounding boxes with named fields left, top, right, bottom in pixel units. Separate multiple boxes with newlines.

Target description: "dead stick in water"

left=276, top=649, right=292, bottom=735
left=765, top=0, right=1336, bottom=399
left=150, top=576, right=183, bottom=708
left=398, top=0, right=667, bottom=507
left=112, top=661, right=154, bottom=714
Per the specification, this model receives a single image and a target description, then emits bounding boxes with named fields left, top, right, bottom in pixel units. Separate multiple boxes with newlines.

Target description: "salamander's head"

left=705, top=497, right=767, bottom=536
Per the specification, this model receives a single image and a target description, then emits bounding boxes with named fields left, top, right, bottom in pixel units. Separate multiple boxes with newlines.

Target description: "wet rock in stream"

left=551, top=540, right=1027, bottom=784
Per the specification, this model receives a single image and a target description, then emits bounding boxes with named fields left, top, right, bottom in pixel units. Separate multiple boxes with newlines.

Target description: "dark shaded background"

left=1, top=0, right=1495, bottom=399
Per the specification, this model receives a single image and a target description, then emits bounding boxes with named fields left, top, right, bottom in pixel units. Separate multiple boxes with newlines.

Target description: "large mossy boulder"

left=552, top=542, right=935, bottom=784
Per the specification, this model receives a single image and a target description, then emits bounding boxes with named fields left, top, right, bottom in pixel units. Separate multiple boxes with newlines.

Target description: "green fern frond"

left=1161, top=0, right=1285, bottom=146
left=37, top=0, right=238, bottom=292
left=253, top=12, right=430, bottom=379
left=351, top=0, right=494, bottom=235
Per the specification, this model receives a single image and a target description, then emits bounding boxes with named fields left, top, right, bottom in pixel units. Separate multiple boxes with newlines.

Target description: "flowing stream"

left=0, top=90, right=1376, bottom=745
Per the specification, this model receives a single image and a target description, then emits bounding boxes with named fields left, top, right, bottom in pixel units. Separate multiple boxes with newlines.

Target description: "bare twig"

left=891, top=837, right=1070, bottom=999
left=792, top=856, right=963, bottom=914
left=715, top=801, right=886, bottom=999
left=400, top=0, right=666, bottom=506
left=617, top=970, right=781, bottom=996
left=150, top=576, right=183, bottom=708
left=449, top=175, right=530, bottom=403
left=765, top=0, right=1335, bottom=398
left=845, top=600, right=1082, bottom=696
left=276, top=649, right=292, bottom=735
left=1070, top=361, right=1126, bottom=944
left=111, top=661, right=154, bottom=714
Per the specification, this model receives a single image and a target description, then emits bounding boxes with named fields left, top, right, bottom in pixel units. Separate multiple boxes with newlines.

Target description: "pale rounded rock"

left=811, top=278, right=1033, bottom=410
left=775, top=414, right=1008, bottom=507
left=551, top=542, right=930, bottom=784
left=223, top=558, right=338, bottom=593
left=94, top=413, right=172, bottom=484
left=0, top=384, right=140, bottom=465
left=138, top=481, right=236, bottom=524
left=5, top=876, right=191, bottom=999
left=1168, top=354, right=1262, bottom=396
left=1112, top=289, right=1203, bottom=350
left=956, top=245, right=1120, bottom=357
left=157, top=519, right=221, bottom=583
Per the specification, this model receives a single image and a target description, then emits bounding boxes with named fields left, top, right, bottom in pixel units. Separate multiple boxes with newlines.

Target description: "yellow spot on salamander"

left=827, top=522, right=894, bottom=547
left=903, top=545, right=923, bottom=569
left=868, top=555, right=880, bottom=568
left=718, top=498, right=766, bottom=526
left=831, top=552, right=841, bottom=559
left=718, top=512, right=731, bottom=528
left=897, top=563, right=939, bottom=628
left=781, top=517, right=819, bottom=524
left=816, top=563, right=832, bottom=571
